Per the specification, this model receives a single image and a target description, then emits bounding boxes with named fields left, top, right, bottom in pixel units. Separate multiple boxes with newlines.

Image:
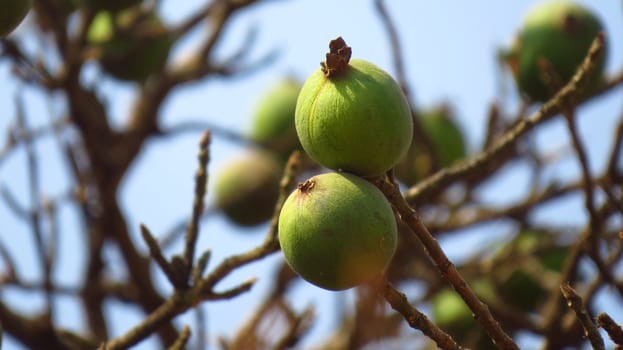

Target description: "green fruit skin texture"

left=295, top=59, right=413, bottom=176
left=87, top=9, right=173, bottom=82
left=511, top=1, right=606, bottom=102
left=250, top=79, right=302, bottom=156
left=395, top=108, right=466, bottom=186
left=0, top=0, right=31, bottom=37
left=278, top=172, right=397, bottom=291
left=83, top=0, right=141, bottom=12
left=214, top=150, right=282, bottom=227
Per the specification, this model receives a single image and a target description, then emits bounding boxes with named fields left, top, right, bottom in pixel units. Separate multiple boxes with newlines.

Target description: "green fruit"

left=83, top=0, right=141, bottom=12
left=395, top=106, right=466, bottom=186
left=432, top=288, right=474, bottom=335
left=0, top=0, right=31, bottom=37
left=295, top=38, right=413, bottom=176
left=506, top=1, right=606, bottom=101
left=495, top=230, right=570, bottom=312
left=249, top=78, right=302, bottom=156
left=431, top=280, right=495, bottom=336
left=278, top=172, right=397, bottom=290
left=87, top=8, right=173, bottom=82
left=431, top=281, right=498, bottom=349
left=214, top=150, right=282, bottom=227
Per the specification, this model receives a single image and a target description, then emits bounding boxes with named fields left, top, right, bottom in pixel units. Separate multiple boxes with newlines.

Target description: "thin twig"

left=405, top=34, right=607, bottom=207
left=373, top=177, right=518, bottom=349
left=596, top=313, right=623, bottom=345
left=140, top=224, right=185, bottom=288
left=183, top=130, right=211, bottom=283
left=560, top=283, right=605, bottom=350
left=380, top=280, right=466, bottom=350
left=167, top=325, right=191, bottom=350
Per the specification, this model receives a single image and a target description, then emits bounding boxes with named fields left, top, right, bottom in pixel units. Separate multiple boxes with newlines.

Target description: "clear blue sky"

left=1, top=1, right=622, bottom=349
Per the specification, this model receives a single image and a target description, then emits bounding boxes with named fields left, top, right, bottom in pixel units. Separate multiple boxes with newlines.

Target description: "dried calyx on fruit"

left=295, top=37, right=413, bottom=176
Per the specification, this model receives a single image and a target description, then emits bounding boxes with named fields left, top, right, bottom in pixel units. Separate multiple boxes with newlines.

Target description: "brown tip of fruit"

left=562, top=13, right=581, bottom=35
left=298, top=179, right=316, bottom=193
left=321, top=37, right=352, bottom=78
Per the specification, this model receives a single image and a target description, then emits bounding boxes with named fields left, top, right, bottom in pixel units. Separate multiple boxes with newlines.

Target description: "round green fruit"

left=214, top=150, right=282, bottom=227
left=278, top=172, right=397, bottom=291
left=494, top=230, right=570, bottom=312
left=83, top=0, right=141, bottom=12
left=395, top=106, right=466, bottom=186
left=249, top=78, right=302, bottom=157
left=295, top=37, right=413, bottom=176
left=87, top=8, right=173, bottom=82
left=430, top=281, right=498, bottom=349
left=506, top=1, right=606, bottom=102
left=0, top=0, right=31, bottom=37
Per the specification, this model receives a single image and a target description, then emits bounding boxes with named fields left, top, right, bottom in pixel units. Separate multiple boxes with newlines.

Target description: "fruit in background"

left=494, top=230, right=570, bottom=312
left=87, top=8, right=173, bottom=82
left=83, top=0, right=141, bottom=12
left=395, top=106, right=466, bottom=186
left=249, top=78, right=302, bottom=157
left=295, top=37, right=413, bottom=176
left=0, top=0, right=31, bottom=37
left=431, top=280, right=497, bottom=349
left=278, top=172, right=397, bottom=291
left=504, top=1, right=606, bottom=102
left=214, top=150, right=282, bottom=227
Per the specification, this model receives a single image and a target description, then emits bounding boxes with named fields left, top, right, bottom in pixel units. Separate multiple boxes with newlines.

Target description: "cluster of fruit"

left=431, top=230, right=572, bottom=349
left=1, top=0, right=172, bottom=83
left=429, top=2, right=607, bottom=346
left=277, top=37, right=414, bottom=291
left=213, top=78, right=303, bottom=227
left=86, top=2, right=173, bottom=83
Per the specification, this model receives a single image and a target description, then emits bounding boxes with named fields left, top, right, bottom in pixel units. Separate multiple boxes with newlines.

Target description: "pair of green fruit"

left=278, top=38, right=414, bottom=291
left=213, top=79, right=303, bottom=228
left=505, top=1, right=606, bottom=102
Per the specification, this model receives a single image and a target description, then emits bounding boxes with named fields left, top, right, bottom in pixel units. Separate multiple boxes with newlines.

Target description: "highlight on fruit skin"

left=86, top=7, right=173, bottom=82
left=249, top=78, right=302, bottom=157
left=504, top=0, right=606, bottom=102
left=0, top=0, right=32, bottom=37
left=214, top=149, right=282, bottom=227
left=278, top=172, right=397, bottom=291
left=395, top=105, right=467, bottom=187
left=295, top=37, right=413, bottom=176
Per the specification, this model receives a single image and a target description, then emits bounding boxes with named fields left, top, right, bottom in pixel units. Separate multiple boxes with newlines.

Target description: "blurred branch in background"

left=0, top=0, right=622, bottom=350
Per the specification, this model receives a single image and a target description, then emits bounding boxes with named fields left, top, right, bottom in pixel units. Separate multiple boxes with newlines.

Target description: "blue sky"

left=1, top=1, right=623, bottom=349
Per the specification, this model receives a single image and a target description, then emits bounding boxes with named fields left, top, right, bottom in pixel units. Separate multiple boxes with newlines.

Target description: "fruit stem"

left=321, top=37, right=351, bottom=78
